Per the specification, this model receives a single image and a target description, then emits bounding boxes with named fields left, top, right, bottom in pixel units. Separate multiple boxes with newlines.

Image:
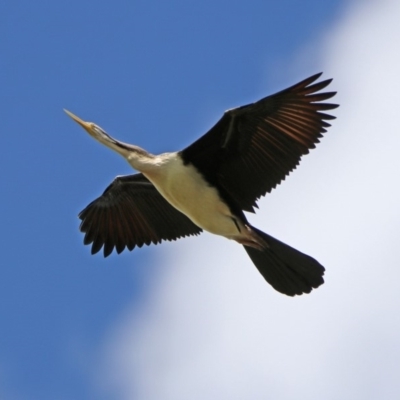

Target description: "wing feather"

left=181, top=73, right=338, bottom=212
left=78, top=173, right=202, bottom=257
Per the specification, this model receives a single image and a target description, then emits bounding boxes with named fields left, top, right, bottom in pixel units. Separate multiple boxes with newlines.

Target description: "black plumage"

left=79, top=174, right=202, bottom=257
left=181, top=73, right=337, bottom=212
left=69, top=73, right=338, bottom=296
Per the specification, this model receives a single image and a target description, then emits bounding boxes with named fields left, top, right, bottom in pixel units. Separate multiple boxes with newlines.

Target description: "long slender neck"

left=126, top=145, right=161, bottom=173
left=95, top=132, right=160, bottom=173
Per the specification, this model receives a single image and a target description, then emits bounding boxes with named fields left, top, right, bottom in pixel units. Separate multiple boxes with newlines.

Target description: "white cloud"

left=99, top=0, right=400, bottom=399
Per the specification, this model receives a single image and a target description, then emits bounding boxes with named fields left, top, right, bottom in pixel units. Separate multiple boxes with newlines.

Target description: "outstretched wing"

left=79, top=173, right=202, bottom=257
left=181, top=73, right=338, bottom=212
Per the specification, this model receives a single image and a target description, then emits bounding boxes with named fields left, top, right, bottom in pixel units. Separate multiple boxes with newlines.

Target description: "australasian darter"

left=65, top=73, right=338, bottom=296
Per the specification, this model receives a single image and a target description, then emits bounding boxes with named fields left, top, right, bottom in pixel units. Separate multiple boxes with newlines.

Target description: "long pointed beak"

left=64, top=109, right=93, bottom=132
left=63, top=109, right=132, bottom=156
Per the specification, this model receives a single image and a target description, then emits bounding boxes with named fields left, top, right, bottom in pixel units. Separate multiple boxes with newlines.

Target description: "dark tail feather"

left=244, top=227, right=325, bottom=296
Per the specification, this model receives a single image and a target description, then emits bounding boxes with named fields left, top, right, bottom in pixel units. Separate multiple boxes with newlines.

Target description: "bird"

left=65, top=73, right=338, bottom=296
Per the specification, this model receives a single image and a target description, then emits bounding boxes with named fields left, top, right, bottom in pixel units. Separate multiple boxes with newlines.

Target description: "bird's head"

left=64, top=109, right=153, bottom=170
left=64, top=109, right=120, bottom=146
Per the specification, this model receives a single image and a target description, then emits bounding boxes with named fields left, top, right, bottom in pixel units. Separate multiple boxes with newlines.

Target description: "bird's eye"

left=90, top=123, right=101, bottom=133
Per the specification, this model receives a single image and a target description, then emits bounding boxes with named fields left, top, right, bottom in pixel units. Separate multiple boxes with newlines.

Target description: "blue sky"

left=3, top=0, right=400, bottom=399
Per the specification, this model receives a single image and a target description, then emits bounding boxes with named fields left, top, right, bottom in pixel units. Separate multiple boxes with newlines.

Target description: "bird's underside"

left=69, top=72, right=338, bottom=296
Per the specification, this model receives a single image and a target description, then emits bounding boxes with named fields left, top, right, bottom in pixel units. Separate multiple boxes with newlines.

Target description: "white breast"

left=143, top=153, right=239, bottom=237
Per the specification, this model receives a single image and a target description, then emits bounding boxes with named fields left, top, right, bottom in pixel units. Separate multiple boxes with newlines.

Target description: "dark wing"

left=78, top=173, right=202, bottom=257
left=180, top=73, right=338, bottom=212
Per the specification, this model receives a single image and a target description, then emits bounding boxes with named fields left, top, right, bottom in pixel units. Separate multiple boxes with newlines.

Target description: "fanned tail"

left=244, top=227, right=325, bottom=296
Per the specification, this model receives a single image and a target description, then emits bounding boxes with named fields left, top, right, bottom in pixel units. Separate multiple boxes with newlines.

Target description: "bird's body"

left=66, top=73, right=338, bottom=296
left=143, top=154, right=239, bottom=238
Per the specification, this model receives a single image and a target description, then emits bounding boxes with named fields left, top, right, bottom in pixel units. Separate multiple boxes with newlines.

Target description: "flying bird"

left=65, top=73, right=338, bottom=296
